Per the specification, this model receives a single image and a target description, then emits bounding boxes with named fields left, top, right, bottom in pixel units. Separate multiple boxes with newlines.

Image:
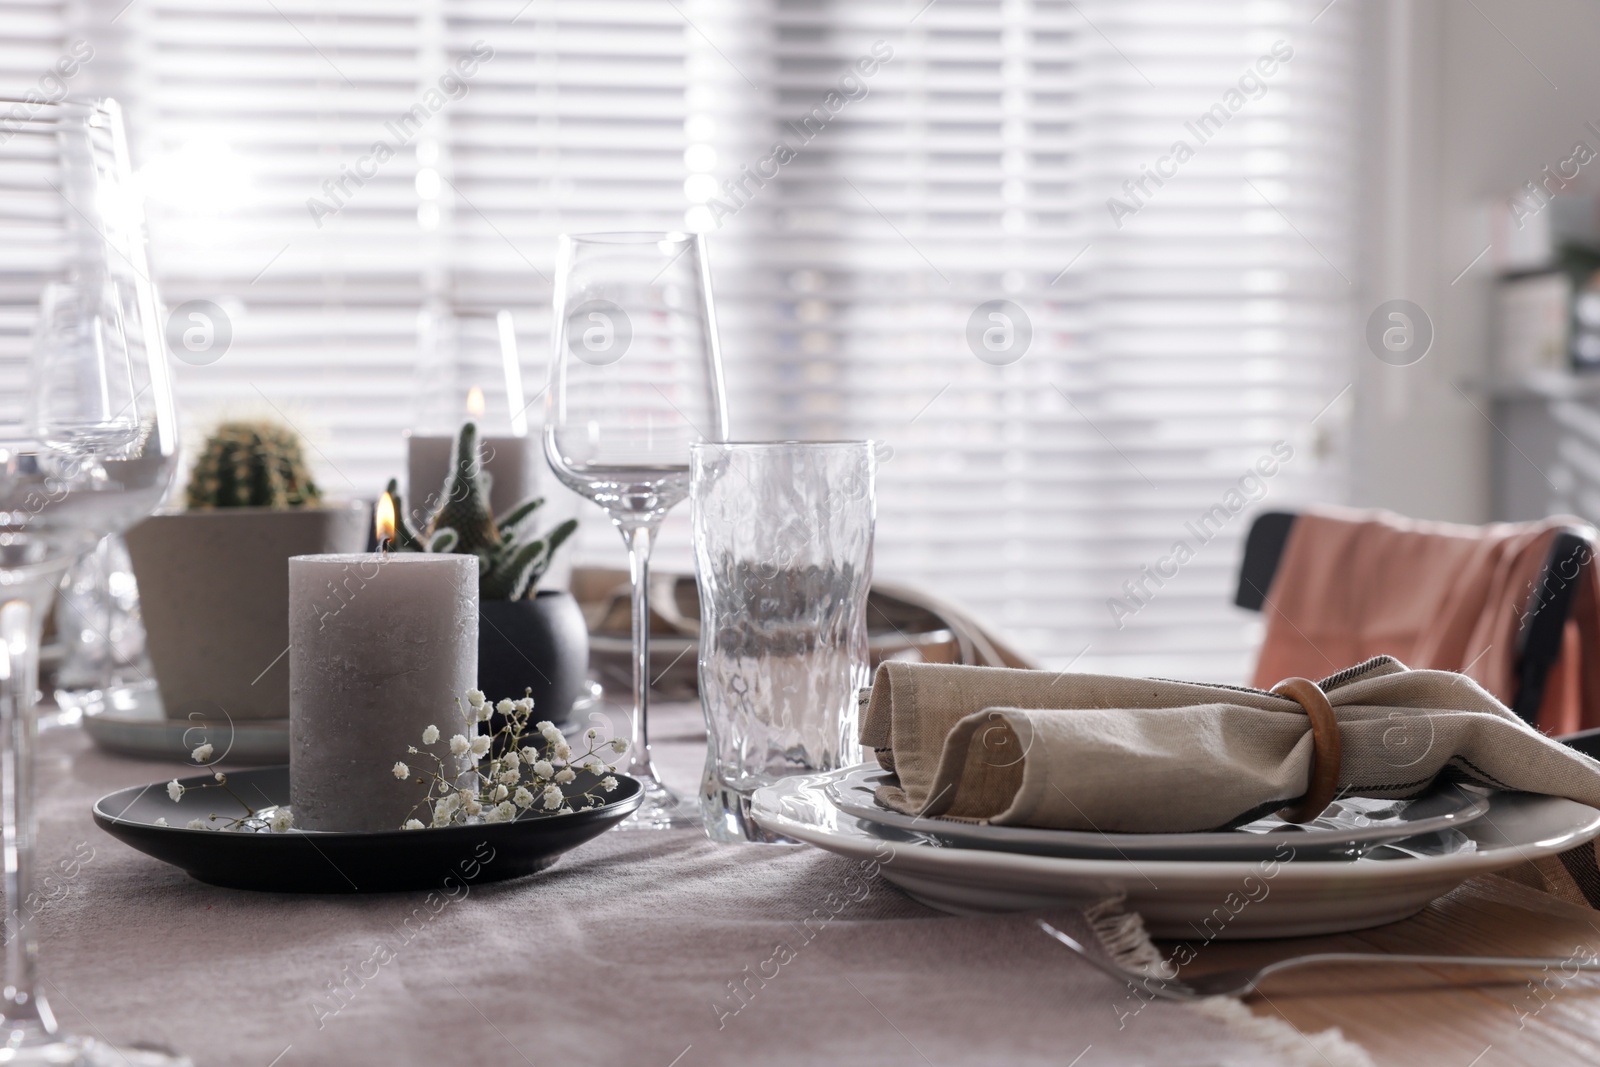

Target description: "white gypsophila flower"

left=541, top=724, right=562, bottom=744
left=477, top=702, right=495, bottom=724
left=269, top=809, right=293, bottom=833
left=494, top=800, right=517, bottom=822
left=422, top=724, right=440, bottom=745
left=392, top=761, right=409, bottom=780
left=542, top=785, right=563, bottom=809
left=610, top=739, right=628, bottom=754
left=582, top=758, right=603, bottom=775
left=167, top=780, right=184, bottom=802
left=496, top=698, right=515, bottom=716
left=533, top=760, right=554, bottom=779
left=408, top=745, right=418, bottom=754
left=191, top=742, right=213, bottom=763
left=403, top=818, right=424, bottom=830
left=213, top=771, right=225, bottom=783
left=515, top=697, right=534, bottom=715
left=520, top=746, right=539, bottom=765
left=492, top=784, right=509, bottom=802
left=513, top=786, right=534, bottom=808
left=431, top=809, right=452, bottom=828
left=534, top=719, right=554, bottom=733
left=503, top=750, right=520, bottom=769
left=554, top=768, right=575, bottom=784
left=601, top=776, right=618, bottom=793
left=469, top=735, right=491, bottom=760
left=497, top=770, right=518, bottom=786
left=449, top=734, right=469, bottom=756
left=586, top=728, right=598, bottom=740
left=467, top=689, right=486, bottom=709
left=465, top=798, right=482, bottom=816
left=187, top=818, right=208, bottom=830
left=554, top=741, right=572, bottom=761
left=154, top=817, right=168, bottom=828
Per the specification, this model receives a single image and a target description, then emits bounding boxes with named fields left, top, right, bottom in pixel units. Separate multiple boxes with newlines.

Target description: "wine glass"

left=544, top=232, right=728, bottom=829
left=0, top=98, right=187, bottom=1065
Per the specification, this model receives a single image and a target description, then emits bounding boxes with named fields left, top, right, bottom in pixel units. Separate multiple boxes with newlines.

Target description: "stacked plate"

left=750, top=765, right=1600, bottom=939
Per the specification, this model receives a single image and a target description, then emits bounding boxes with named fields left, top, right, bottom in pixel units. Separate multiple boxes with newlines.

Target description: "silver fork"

left=1037, top=919, right=1600, bottom=1000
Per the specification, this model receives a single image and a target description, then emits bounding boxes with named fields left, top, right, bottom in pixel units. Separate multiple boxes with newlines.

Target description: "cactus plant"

left=389, top=421, right=577, bottom=601
left=185, top=420, right=322, bottom=509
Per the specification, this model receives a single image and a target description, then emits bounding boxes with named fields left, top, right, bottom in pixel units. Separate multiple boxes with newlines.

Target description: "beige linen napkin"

left=860, top=655, right=1600, bottom=833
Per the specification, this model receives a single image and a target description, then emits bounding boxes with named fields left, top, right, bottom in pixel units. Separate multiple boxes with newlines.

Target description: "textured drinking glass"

left=691, top=441, right=875, bottom=843
left=52, top=533, right=152, bottom=724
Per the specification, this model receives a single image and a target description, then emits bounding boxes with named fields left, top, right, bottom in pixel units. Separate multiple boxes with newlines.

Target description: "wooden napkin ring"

left=1271, top=676, right=1342, bottom=824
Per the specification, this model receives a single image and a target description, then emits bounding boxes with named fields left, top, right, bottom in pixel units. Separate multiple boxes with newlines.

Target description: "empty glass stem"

left=622, top=522, right=660, bottom=792
left=0, top=594, right=52, bottom=1037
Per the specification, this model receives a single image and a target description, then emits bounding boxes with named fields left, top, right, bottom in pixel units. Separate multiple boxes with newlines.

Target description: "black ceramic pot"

left=477, top=591, right=589, bottom=726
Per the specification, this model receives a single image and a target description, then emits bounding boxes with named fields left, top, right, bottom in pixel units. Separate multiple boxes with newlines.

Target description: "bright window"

left=5, top=0, right=1357, bottom=680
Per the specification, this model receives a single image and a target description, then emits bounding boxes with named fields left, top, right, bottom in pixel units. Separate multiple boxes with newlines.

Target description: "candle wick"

left=379, top=538, right=390, bottom=561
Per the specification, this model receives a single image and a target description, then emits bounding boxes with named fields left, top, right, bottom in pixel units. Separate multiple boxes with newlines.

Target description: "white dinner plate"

left=752, top=773, right=1600, bottom=939
left=823, top=764, right=1491, bottom=861
left=81, top=683, right=289, bottom=764
left=81, top=680, right=604, bottom=765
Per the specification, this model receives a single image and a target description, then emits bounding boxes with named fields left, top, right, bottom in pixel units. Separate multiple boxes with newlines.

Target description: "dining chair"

left=573, top=568, right=1042, bottom=701
left=1234, top=510, right=1596, bottom=745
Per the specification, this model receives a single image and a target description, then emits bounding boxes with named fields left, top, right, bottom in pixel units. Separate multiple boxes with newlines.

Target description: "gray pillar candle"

left=289, top=552, right=479, bottom=832
left=405, top=432, right=535, bottom=520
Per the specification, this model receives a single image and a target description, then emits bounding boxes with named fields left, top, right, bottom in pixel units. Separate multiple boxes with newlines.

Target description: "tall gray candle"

left=405, top=431, right=534, bottom=519
left=289, top=549, right=478, bottom=831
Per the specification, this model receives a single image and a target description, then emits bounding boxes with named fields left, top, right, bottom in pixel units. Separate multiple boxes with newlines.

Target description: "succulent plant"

left=381, top=479, right=457, bottom=554
left=185, top=419, right=322, bottom=509
left=388, top=421, right=577, bottom=601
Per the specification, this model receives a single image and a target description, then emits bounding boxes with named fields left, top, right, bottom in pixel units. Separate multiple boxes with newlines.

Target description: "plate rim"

left=754, top=773, right=1600, bottom=884
left=821, top=763, right=1492, bottom=856
left=92, top=764, right=645, bottom=840
left=84, top=712, right=290, bottom=730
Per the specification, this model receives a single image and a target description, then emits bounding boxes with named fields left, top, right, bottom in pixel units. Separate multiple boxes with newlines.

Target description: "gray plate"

left=823, top=764, right=1491, bottom=861
left=81, top=680, right=604, bottom=765
left=82, top=684, right=288, bottom=764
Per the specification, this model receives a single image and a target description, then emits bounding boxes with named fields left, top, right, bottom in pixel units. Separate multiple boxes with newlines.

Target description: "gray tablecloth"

left=39, top=703, right=1372, bottom=1066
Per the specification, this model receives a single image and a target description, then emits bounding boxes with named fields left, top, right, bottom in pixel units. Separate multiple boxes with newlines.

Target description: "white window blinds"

left=10, top=0, right=1356, bottom=681
left=0, top=1, right=85, bottom=414
left=675, top=0, right=1355, bottom=679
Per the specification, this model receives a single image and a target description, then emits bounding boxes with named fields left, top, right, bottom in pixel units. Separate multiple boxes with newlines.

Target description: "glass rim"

left=560, top=231, right=696, bottom=246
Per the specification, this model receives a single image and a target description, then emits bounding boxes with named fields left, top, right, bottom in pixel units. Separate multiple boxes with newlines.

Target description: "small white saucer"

left=81, top=683, right=289, bottom=764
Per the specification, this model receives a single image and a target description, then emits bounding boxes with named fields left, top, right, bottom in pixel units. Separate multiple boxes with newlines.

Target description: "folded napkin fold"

left=860, top=655, right=1600, bottom=833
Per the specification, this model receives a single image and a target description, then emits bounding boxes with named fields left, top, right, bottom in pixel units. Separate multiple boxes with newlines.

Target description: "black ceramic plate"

left=92, top=766, right=643, bottom=893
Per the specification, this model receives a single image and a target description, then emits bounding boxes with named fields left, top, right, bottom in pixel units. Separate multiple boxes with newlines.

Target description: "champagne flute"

left=0, top=98, right=187, bottom=1065
left=544, top=232, right=728, bottom=829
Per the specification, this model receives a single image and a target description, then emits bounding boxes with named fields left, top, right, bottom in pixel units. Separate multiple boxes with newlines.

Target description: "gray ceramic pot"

left=478, top=591, right=589, bottom=725
left=124, top=504, right=369, bottom=720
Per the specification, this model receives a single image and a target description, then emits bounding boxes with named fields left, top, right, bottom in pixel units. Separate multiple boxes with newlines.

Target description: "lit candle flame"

left=466, top=385, right=485, bottom=419
left=376, top=491, right=396, bottom=548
